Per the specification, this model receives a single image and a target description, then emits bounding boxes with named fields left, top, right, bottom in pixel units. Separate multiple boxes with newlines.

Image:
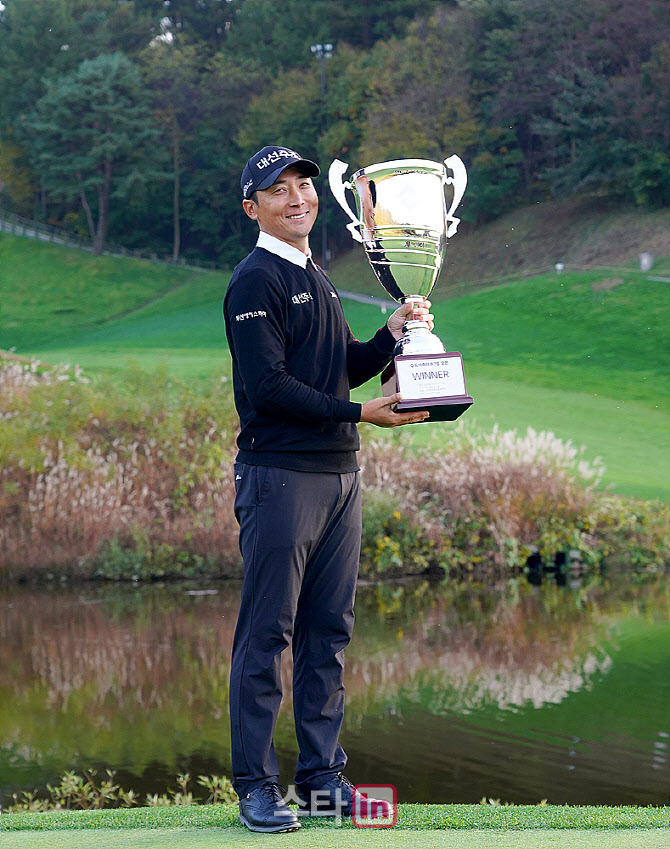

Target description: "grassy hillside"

left=0, top=234, right=232, bottom=380
left=1, top=228, right=668, bottom=500
left=346, top=269, right=669, bottom=408
left=0, top=235, right=203, bottom=349
left=443, top=197, right=670, bottom=289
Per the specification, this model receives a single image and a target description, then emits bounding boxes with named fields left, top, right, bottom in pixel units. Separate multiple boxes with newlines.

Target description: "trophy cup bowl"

left=328, top=156, right=473, bottom=422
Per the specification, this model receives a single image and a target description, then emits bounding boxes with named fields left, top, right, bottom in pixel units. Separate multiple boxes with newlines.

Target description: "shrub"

left=358, top=426, right=668, bottom=577
left=5, top=770, right=237, bottom=812
left=360, top=490, right=435, bottom=578
left=0, top=357, right=241, bottom=580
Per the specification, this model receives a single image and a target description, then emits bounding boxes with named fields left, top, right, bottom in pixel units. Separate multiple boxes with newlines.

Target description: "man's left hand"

left=387, top=299, right=434, bottom=341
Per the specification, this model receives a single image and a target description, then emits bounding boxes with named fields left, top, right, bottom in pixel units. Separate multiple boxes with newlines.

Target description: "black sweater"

left=223, top=247, right=396, bottom=472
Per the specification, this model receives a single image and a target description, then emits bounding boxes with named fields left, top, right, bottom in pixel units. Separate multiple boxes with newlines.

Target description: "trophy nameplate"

left=380, top=352, right=473, bottom=422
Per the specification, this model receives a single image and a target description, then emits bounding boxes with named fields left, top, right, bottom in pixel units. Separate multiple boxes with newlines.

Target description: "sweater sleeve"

left=346, top=323, right=397, bottom=389
left=225, top=269, right=362, bottom=424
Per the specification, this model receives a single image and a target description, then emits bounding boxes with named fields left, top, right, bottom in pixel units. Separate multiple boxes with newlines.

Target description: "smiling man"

left=223, top=145, right=430, bottom=833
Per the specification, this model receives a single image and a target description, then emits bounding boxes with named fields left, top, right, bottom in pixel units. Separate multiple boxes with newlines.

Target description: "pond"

left=1, top=574, right=669, bottom=808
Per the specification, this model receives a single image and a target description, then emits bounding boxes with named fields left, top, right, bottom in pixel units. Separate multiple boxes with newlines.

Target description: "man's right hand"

left=360, top=393, right=429, bottom=428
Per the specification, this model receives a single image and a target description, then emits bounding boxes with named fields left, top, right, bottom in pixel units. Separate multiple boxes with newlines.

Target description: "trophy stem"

left=402, top=294, right=428, bottom=324
left=397, top=303, right=446, bottom=356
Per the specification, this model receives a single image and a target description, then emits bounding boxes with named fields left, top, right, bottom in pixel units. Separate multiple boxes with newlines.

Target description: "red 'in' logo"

left=352, top=784, right=397, bottom=828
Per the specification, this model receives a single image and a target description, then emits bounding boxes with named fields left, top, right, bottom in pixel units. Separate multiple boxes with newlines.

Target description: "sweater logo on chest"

left=292, top=292, right=313, bottom=305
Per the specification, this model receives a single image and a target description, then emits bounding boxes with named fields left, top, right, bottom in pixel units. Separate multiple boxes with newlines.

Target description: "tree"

left=3, top=0, right=670, bottom=263
left=26, top=52, right=156, bottom=254
left=527, top=0, right=670, bottom=202
left=354, top=10, right=479, bottom=163
left=223, top=0, right=449, bottom=60
left=0, top=141, right=35, bottom=215
left=134, top=0, right=236, bottom=53
left=0, top=0, right=159, bottom=133
left=465, top=127, right=524, bottom=223
left=183, top=50, right=270, bottom=264
left=141, top=42, right=202, bottom=261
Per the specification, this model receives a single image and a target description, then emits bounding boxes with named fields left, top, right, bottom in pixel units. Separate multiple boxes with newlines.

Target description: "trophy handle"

left=444, top=154, right=467, bottom=239
left=328, top=159, right=363, bottom=243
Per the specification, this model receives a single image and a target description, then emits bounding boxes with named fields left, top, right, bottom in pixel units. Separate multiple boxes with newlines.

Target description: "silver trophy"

left=329, top=156, right=473, bottom=421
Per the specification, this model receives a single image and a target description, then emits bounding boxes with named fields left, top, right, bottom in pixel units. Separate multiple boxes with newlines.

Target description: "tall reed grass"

left=1, top=357, right=668, bottom=580
left=0, top=357, right=240, bottom=579
left=360, top=425, right=669, bottom=577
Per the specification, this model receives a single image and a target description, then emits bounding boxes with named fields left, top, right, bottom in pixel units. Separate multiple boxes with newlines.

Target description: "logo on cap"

left=255, top=148, right=300, bottom=170
left=241, top=145, right=319, bottom=198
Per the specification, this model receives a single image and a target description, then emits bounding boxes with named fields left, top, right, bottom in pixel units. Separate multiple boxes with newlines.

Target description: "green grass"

left=351, top=270, right=670, bottom=501
left=3, top=831, right=670, bottom=849
left=2, top=806, right=669, bottom=849
left=345, top=268, right=670, bottom=409
left=0, top=235, right=202, bottom=350
left=2, top=803, right=669, bottom=830
left=1, top=232, right=669, bottom=500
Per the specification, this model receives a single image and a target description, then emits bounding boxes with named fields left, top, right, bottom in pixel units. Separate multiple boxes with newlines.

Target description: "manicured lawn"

left=2, top=804, right=669, bottom=849
left=0, top=235, right=199, bottom=351
left=3, top=827, right=670, bottom=848
left=355, top=374, right=670, bottom=502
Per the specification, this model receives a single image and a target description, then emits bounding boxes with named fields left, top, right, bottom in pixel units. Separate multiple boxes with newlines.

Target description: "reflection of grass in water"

left=4, top=577, right=667, bottom=794
left=350, top=579, right=670, bottom=752
left=0, top=585, right=237, bottom=790
left=346, top=579, right=614, bottom=718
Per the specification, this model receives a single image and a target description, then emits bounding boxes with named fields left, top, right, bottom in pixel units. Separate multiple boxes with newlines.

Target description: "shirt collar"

left=256, top=231, right=312, bottom=268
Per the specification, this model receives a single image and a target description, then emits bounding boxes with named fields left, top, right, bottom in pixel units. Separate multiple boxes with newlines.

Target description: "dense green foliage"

left=1, top=0, right=669, bottom=263
left=26, top=52, right=157, bottom=254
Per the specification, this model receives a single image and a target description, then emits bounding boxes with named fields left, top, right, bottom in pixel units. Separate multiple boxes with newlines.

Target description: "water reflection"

left=349, top=581, right=611, bottom=715
left=1, top=577, right=669, bottom=806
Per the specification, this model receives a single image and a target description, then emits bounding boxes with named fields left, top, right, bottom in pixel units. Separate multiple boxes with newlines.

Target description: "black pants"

left=229, top=463, right=361, bottom=797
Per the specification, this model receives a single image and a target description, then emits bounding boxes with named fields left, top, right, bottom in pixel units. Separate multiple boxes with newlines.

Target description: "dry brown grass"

left=0, top=359, right=240, bottom=578
left=360, top=426, right=606, bottom=575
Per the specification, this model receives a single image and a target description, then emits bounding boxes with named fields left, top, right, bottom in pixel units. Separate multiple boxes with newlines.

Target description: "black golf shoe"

left=296, top=773, right=391, bottom=819
left=238, top=782, right=300, bottom=833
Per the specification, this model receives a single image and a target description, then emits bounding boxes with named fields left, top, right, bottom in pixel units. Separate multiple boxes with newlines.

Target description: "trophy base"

left=394, top=396, right=474, bottom=422
left=381, top=351, right=474, bottom=423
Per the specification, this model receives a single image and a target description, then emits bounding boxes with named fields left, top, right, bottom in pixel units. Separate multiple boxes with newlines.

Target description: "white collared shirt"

left=256, top=231, right=312, bottom=269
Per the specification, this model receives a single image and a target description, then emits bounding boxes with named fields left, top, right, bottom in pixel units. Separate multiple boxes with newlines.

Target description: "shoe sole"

left=239, top=812, right=301, bottom=833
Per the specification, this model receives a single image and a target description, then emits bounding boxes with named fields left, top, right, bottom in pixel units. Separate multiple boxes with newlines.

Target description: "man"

left=223, top=145, right=431, bottom=833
